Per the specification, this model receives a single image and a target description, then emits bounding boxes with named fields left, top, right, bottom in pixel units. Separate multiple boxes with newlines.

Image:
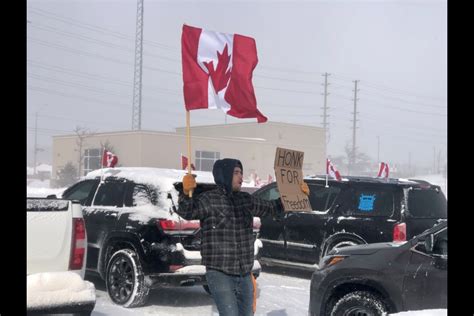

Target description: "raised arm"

left=176, top=193, right=208, bottom=220
left=250, top=195, right=284, bottom=218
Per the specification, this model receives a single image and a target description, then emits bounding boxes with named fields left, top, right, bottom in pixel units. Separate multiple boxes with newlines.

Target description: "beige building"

left=52, top=122, right=326, bottom=184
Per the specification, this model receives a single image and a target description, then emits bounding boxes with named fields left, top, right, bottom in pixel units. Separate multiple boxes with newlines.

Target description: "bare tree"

left=74, top=126, right=92, bottom=177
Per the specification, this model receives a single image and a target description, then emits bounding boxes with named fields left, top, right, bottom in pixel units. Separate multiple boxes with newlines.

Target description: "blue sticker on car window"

left=358, top=194, right=376, bottom=212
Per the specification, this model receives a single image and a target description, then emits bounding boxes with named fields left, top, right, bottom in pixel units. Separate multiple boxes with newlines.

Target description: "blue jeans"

left=206, top=269, right=254, bottom=316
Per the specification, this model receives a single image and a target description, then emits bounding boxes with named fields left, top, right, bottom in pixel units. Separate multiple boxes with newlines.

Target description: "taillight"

left=69, top=218, right=86, bottom=270
left=169, top=265, right=184, bottom=272
left=253, top=217, right=261, bottom=233
left=393, top=223, right=407, bottom=242
left=157, top=219, right=200, bottom=235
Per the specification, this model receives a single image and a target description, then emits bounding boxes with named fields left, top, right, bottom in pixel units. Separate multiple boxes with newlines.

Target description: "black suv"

left=61, top=168, right=262, bottom=307
left=309, top=220, right=447, bottom=315
left=253, top=176, right=447, bottom=269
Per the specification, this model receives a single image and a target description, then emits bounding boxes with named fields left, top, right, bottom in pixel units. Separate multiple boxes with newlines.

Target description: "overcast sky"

left=27, top=0, right=447, bottom=171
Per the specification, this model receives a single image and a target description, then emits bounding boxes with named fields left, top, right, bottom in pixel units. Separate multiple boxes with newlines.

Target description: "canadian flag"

left=181, top=24, right=267, bottom=123
left=181, top=154, right=196, bottom=170
left=377, top=162, right=390, bottom=178
left=326, top=159, right=342, bottom=181
left=102, top=150, right=118, bottom=168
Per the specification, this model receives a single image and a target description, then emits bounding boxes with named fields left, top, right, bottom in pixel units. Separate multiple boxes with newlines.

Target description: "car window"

left=340, top=186, right=394, bottom=217
left=257, top=186, right=280, bottom=200
left=308, top=184, right=341, bottom=212
left=132, top=184, right=158, bottom=206
left=62, top=180, right=98, bottom=206
left=408, top=188, right=447, bottom=218
left=93, top=181, right=127, bottom=207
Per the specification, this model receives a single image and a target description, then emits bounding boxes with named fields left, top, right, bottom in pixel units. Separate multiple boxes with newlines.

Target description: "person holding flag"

left=179, top=24, right=310, bottom=315
left=178, top=158, right=309, bottom=316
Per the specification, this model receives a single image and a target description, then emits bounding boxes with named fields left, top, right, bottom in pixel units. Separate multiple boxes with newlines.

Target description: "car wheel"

left=330, top=291, right=388, bottom=316
left=106, top=249, right=150, bottom=307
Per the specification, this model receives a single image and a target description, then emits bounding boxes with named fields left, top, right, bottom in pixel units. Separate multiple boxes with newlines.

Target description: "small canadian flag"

left=327, top=159, right=342, bottom=181
left=181, top=154, right=196, bottom=170
left=102, top=150, right=118, bottom=168
left=377, top=162, right=390, bottom=178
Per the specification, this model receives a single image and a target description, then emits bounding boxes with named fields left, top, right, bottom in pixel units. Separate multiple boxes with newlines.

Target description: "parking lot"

left=88, top=268, right=312, bottom=316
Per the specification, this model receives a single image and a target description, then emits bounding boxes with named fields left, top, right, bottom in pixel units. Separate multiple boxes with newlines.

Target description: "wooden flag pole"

left=186, top=110, right=193, bottom=197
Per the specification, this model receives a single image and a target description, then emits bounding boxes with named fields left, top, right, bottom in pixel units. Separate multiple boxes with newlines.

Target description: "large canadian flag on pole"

left=181, top=24, right=267, bottom=123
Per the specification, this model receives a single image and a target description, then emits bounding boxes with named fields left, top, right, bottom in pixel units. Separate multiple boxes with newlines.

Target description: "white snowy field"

left=86, top=271, right=446, bottom=316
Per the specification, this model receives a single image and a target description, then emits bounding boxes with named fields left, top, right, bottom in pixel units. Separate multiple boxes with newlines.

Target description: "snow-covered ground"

left=85, top=271, right=446, bottom=316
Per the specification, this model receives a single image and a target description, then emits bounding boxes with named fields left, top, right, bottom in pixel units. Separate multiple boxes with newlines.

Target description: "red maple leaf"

left=203, top=44, right=232, bottom=93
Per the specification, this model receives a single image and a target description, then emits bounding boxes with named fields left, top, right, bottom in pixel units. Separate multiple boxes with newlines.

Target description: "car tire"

left=105, top=249, right=150, bottom=307
left=330, top=291, right=388, bottom=316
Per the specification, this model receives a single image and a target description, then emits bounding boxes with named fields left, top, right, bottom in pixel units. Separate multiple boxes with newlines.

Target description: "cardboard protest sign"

left=274, top=147, right=311, bottom=212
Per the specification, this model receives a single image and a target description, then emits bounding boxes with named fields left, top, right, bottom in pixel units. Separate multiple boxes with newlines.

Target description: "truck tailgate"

left=27, top=199, right=72, bottom=275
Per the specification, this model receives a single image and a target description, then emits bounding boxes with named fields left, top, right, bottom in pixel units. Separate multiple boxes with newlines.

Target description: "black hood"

left=212, top=158, right=243, bottom=194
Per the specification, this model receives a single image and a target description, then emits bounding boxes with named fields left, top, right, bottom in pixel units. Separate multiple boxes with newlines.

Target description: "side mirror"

left=424, top=233, right=434, bottom=253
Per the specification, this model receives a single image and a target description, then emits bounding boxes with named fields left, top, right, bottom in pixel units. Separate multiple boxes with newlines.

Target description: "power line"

left=359, top=90, right=446, bottom=109
left=27, top=59, right=183, bottom=95
left=28, top=6, right=177, bottom=50
left=28, top=37, right=182, bottom=76
left=29, top=22, right=181, bottom=62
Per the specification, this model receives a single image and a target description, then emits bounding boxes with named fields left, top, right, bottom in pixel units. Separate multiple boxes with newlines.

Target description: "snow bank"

left=390, top=309, right=447, bottom=316
left=27, top=271, right=95, bottom=308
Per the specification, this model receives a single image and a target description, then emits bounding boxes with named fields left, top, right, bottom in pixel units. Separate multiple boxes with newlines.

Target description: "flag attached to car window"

left=181, top=24, right=267, bottom=123
left=377, top=162, right=390, bottom=178
left=102, top=150, right=118, bottom=168
left=327, top=158, right=342, bottom=181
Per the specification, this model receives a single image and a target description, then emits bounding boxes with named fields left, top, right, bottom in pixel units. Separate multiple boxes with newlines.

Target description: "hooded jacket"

left=177, top=158, right=283, bottom=275
left=212, top=158, right=243, bottom=194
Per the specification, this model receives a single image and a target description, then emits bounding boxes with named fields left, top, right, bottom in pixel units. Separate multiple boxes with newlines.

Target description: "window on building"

left=84, top=148, right=102, bottom=176
left=195, top=150, right=220, bottom=171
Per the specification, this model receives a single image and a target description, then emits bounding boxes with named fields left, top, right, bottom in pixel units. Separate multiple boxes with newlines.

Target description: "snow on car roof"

left=84, top=168, right=219, bottom=224
left=85, top=167, right=216, bottom=191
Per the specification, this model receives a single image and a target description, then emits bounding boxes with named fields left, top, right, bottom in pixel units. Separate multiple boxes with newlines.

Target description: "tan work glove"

left=182, top=174, right=197, bottom=196
left=300, top=181, right=310, bottom=196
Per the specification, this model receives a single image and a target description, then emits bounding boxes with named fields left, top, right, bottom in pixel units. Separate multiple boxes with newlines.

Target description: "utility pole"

left=33, top=112, right=38, bottom=176
left=131, top=0, right=144, bottom=130
left=349, top=80, right=359, bottom=175
left=408, top=152, right=411, bottom=177
left=321, top=72, right=331, bottom=145
left=433, top=147, right=436, bottom=174
left=377, top=136, right=380, bottom=162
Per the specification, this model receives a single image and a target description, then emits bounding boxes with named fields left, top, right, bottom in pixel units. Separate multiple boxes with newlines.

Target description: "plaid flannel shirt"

left=177, top=187, right=283, bottom=275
